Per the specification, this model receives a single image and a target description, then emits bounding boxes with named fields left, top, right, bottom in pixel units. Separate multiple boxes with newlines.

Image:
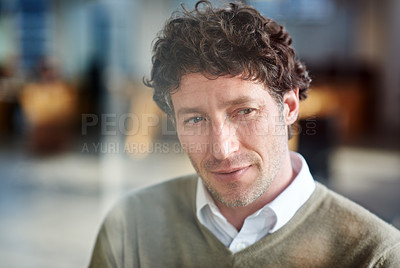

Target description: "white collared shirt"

left=196, top=152, right=316, bottom=253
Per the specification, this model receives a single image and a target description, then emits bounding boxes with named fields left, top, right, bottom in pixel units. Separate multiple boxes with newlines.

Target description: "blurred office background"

left=0, top=0, right=399, bottom=266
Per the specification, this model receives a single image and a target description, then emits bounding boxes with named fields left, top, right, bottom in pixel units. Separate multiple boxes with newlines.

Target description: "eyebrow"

left=220, top=96, right=257, bottom=107
left=176, top=107, right=205, bottom=117
left=176, top=96, right=258, bottom=117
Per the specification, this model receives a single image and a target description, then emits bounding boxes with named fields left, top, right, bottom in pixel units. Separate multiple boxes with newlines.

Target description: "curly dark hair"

left=145, top=0, right=311, bottom=117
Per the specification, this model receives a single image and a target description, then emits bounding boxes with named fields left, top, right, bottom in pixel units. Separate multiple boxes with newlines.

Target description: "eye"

left=185, top=116, right=205, bottom=124
left=238, top=108, right=254, bottom=115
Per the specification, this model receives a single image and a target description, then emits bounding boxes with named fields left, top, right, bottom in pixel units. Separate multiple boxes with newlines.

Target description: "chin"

left=205, top=178, right=268, bottom=208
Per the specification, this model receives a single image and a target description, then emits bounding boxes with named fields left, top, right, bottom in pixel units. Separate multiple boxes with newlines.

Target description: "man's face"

left=172, top=73, right=292, bottom=207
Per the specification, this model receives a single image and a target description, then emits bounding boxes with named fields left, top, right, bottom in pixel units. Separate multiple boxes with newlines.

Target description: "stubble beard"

left=190, top=149, right=284, bottom=208
left=203, top=164, right=271, bottom=207
left=189, top=130, right=287, bottom=207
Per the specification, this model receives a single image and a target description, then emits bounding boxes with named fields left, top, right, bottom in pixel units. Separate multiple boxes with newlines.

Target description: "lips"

left=212, top=166, right=248, bottom=174
left=210, top=165, right=251, bottom=182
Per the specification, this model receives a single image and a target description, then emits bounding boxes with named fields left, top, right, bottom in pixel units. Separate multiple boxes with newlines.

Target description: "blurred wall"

left=0, top=0, right=399, bottom=140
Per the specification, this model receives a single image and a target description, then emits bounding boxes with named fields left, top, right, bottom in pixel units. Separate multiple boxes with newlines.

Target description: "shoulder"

left=123, top=173, right=198, bottom=202
left=90, top=175, right=199, bottom=267
left=315, top=183, right=400, bottom=236
left=313, top=183, right=400, bottom=264
left=97, top=174, right=198, bottom=240
left=107, top=174, right=198, bottom=219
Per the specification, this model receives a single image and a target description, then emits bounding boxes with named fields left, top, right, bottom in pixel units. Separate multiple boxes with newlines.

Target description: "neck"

left=216, top=151, right=296, bottom=230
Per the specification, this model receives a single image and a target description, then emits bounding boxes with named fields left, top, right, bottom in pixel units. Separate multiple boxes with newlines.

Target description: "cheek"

left=241, top=113, right=285, bottom=138
left=178, top=132, right=209, bottom=158
left=235, top=116, right=285, bottom=154
left=236, top=118, right=269, bottom=138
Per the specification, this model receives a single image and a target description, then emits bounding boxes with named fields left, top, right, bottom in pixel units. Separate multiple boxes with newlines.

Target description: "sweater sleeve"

left=372, top=243, right=400, bottom=268
left=89, top=206, right=126, bottom=268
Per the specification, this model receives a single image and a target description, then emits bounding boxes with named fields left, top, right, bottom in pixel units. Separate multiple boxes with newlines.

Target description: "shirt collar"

left=196, top=151, right=316, bottom=232
left=268, top=151, right=316, bottom=232
left=196, top=177, right=221, bottom=222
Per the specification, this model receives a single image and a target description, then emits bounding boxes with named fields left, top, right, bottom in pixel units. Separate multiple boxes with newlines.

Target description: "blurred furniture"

left=20, top=80, right=77, bottom=153
left=293, top=80, right=369, bottom=181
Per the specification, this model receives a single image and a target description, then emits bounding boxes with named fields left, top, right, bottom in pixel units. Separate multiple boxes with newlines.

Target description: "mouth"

left=210, top=165, right=251, bottom=182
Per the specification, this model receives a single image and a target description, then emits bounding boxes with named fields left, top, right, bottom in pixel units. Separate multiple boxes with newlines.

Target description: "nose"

left=209, top=119, right=239, bottom=160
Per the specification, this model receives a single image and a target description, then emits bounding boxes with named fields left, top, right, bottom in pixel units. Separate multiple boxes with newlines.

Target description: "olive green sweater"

left=89, top=175, right=400, bottom=268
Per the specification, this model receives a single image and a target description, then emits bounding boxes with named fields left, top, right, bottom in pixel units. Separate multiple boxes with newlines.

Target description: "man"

left=90, top=1, right=400, bottom=267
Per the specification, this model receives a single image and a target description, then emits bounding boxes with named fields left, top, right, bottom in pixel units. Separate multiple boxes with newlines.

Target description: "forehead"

left=171, top=73, right=272, bottom=112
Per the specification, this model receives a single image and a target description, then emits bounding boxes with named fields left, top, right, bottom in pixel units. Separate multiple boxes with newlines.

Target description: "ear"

left=283, top=88, right=300, bottom=125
